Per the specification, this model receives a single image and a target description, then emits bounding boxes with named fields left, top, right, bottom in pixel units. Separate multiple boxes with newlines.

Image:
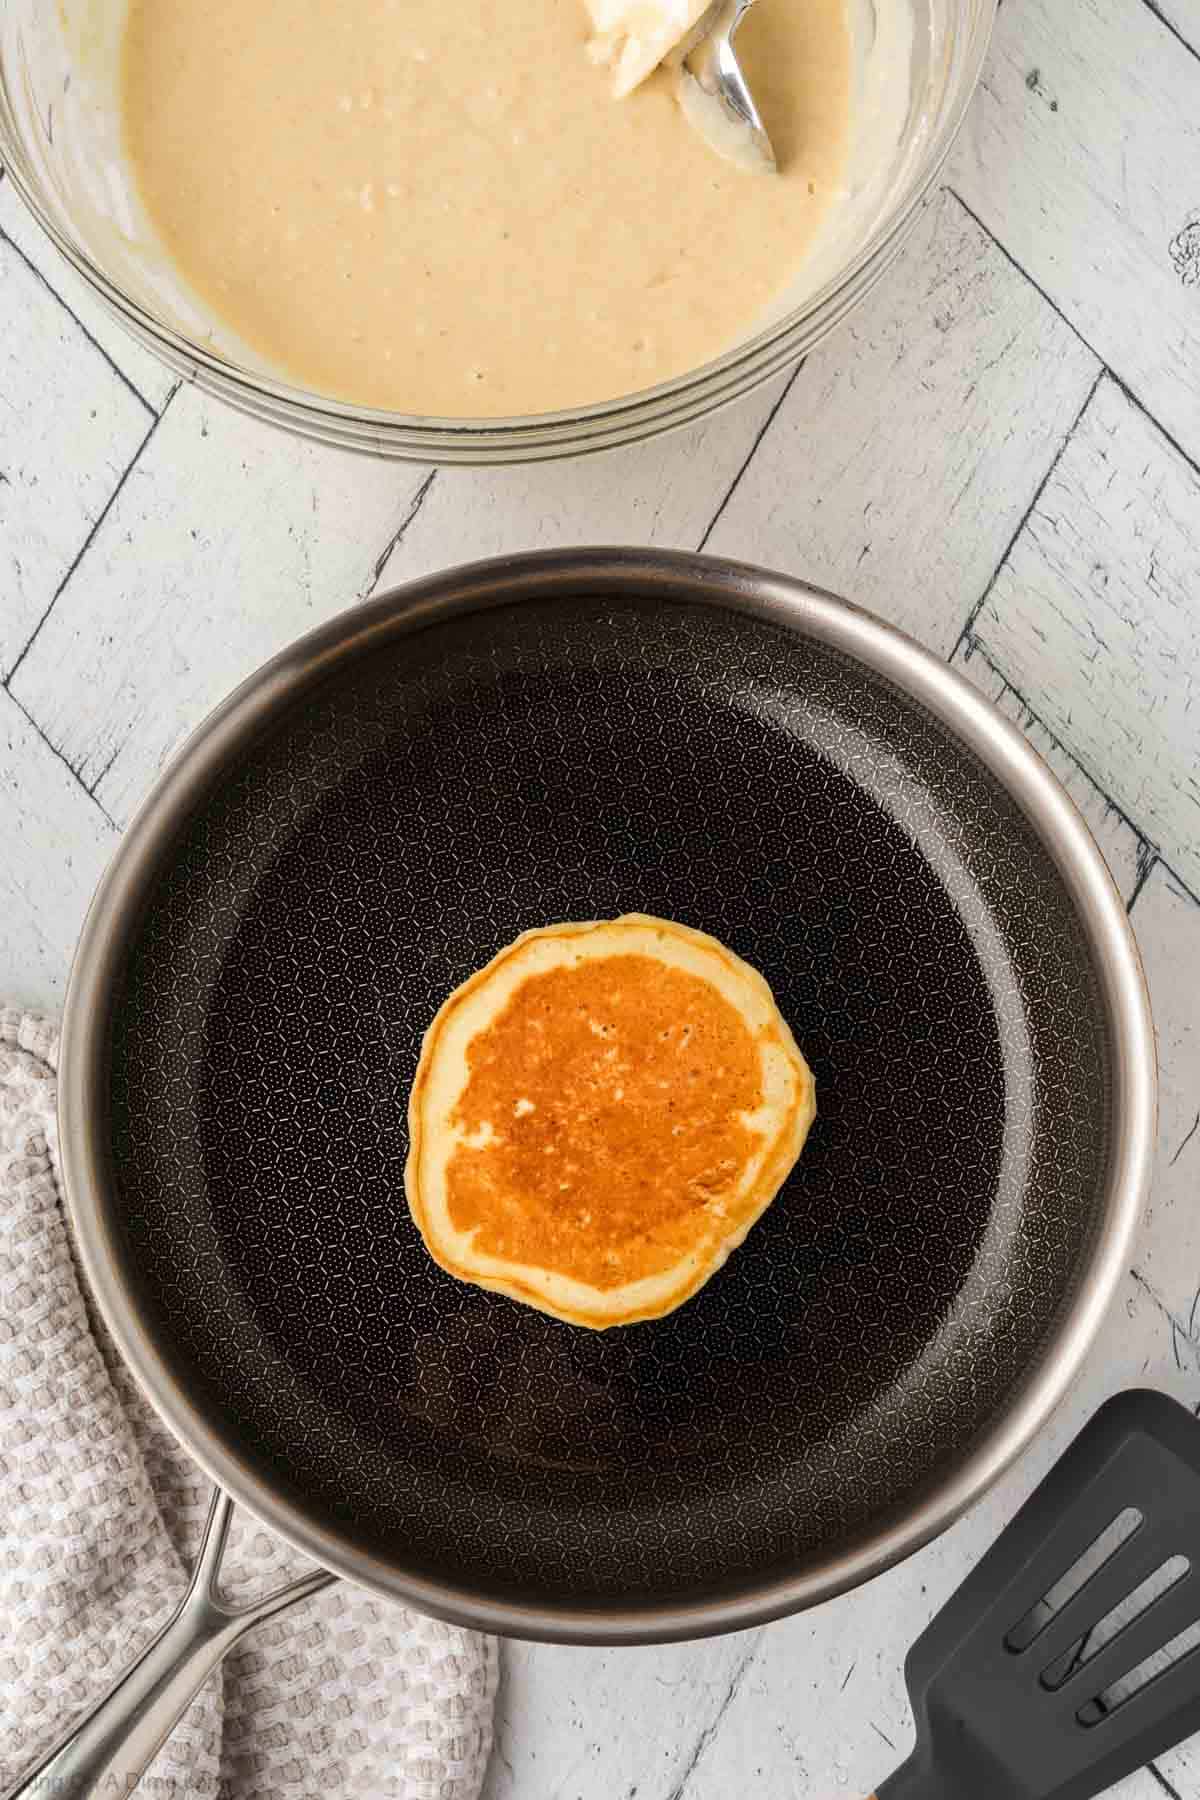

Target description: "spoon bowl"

left=678, top=0, right=777, bottom=173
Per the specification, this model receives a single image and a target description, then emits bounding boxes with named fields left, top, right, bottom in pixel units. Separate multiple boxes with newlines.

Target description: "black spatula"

left=873, top=1390, right=1200, bottom=1800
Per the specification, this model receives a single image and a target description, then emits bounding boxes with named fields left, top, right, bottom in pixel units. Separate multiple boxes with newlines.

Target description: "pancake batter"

left=121, top=0, right=852, bottom=416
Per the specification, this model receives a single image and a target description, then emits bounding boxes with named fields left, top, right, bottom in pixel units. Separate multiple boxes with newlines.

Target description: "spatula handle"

left=875, top=1752, right=958, bottom=1799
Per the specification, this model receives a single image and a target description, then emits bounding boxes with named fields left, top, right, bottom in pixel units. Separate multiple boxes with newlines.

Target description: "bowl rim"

left=0, top=0, right=997, bottom=458
left=58, top=548, right=1157, bottom=1644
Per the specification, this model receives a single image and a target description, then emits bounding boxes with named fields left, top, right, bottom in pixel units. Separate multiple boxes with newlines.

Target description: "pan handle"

left=2, top=1487, right=336, bottom=1800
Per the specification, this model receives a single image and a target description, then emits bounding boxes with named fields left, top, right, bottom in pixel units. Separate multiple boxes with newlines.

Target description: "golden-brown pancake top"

left=445, top=952, right=764, bottom=1291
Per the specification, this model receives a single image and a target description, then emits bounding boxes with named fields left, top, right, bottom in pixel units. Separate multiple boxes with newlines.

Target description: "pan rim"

left=58, top=548, right=1156, bottom=1645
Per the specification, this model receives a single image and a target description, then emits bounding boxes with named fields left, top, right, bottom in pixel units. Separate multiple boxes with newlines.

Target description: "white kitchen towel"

left=0, top=1008, right=497, bottom=1800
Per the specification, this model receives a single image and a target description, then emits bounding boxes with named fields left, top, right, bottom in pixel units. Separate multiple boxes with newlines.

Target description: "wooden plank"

left=0, top=231, right=154, bottom=680
left=953, top=637, right=1148, bottom=903
left=371, top=373, right=791, bottom=592
left=489, top=1639, right=763, bottom=1800
left=0, top=689, right=118, bottom=1011
left=1122, top=866, right=1200, bottom=1378
left=973, top=377, right=1200, bottom=897
left=8, top=385, right=432, bottom=828
left=702, top=190, right=1100, bottom=654
left=480, top=1633, right=766, bottom=1800
left=949, top=0, right=1200, bottom=465
left=0, top=175, right=177, bottom=412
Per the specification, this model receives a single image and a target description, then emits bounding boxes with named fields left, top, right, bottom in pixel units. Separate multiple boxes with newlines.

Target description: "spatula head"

left=882, top=1390, right=1200, bottom=1800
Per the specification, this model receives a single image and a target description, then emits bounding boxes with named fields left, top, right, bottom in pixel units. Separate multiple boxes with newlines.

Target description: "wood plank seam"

left=3, top=686, right=118, bottom=830
left=1087, top=358, right=1200, bottom=490
left=1128, top=844, right=1162, bottom=916
left=1136, top=0, right=1200, bottom=69
left=696, top=358, right=808, bottom=552
left=2, top=388, right=177, bottom=688
left=950, top=363, right=1106, bottom=662
left=968, top=376, right=1200, bottom=903
left=1146, top=1760, right=1186, bottom=1800
left=0, top=205, right=159, bottom=423
left=662, top=1629, right=764, bottom=1800
left=947, top=189, right=1200, bottom=490
left=1130, top=1267, right=1200, bottom=1373
left=947, top=187, right=1094, bottom=356
left=364, top=469, right=437, bottom=597
left=957, top=633, right=1200, bottom=919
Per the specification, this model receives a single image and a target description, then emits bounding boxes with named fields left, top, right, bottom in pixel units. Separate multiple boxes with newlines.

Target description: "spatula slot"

left=1076, top=1611, right=1200, bottom=1727
left=1006, top=1507, right=1143, bottom=1654
left=1040, top=1555, right=1190, bottom=1690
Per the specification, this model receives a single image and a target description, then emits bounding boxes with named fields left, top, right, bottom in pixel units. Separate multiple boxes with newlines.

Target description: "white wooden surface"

left=2, top=0, right=1200, bottom=1792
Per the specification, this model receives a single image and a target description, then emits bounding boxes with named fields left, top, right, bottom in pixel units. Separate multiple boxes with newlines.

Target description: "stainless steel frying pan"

left=10, top=551, right=1155, bottom=1798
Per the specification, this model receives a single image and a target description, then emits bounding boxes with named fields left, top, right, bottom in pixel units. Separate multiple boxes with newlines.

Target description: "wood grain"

left=1121, top=866, right=1200, bottom=1367
left=953, top=637, right=1146, bottom=902
left=0, top=231, right=155, bottom=679
left=972, top=377, right=1200, bottom=896
left=0, top=176, right=176, bottom=412
left=372, top=372, right=793, bottom=592
left=0, top=176, right=177, bottom=412
left=0, top=688, right=118, bottom=1008
left=950, top=0, right=1200, bottom=464
left=7, top=385, right=433, bottom=828
left=702, top=190, right=1099, bottom=653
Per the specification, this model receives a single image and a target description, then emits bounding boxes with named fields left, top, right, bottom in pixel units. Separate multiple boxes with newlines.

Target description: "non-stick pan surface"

left=60, top=552, right=1152, bottom=1642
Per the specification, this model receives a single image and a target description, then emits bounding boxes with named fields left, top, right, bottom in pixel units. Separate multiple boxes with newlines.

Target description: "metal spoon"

left=676, top=0, right=777, bottom=174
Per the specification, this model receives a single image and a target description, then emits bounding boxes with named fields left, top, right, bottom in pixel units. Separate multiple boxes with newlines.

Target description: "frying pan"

left=22, top=550, right=1154, bottom=1793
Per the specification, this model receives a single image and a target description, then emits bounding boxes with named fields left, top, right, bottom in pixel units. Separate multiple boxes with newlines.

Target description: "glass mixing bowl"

left=0, top=0, right=994, bottom=464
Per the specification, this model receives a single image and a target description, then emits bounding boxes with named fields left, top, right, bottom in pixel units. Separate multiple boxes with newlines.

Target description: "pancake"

left=405, top=915, right=816, bottom=1329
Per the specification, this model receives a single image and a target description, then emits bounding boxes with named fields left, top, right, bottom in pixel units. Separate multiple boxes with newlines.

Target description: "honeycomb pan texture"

left=108, top=593, right=1111, bottom=1613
